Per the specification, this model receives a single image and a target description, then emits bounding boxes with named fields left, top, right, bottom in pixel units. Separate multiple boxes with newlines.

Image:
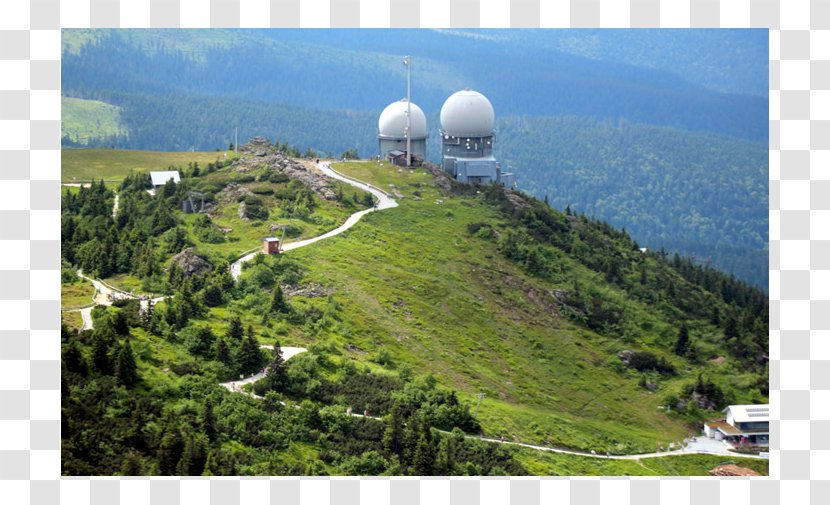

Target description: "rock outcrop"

left=168, top=248, right=214, bottom=276
left=235, top=138, right=336, bottom=200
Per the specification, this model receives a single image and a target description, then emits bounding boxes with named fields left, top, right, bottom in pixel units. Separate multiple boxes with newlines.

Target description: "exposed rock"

left=239, top=137, right=277, bottom=157
left=423, top=162, right=454, bottom=195
left=237, top=201, right=248, bottom=220
left=504, top=190, right=531, bottom=211
left=219, top=182, right=254, bottom=204
left=232, top=138, right=336, bottom=201
left=168, top=247, right=214, bottom=277
left=709, top=356, right=727, bottom=365
left=551, top=289, right=569, bottom=305
left=282, top=283, right=331, bottom=298
left=617, top=350, right=636, bottom=366
left=219, top=227, right=232, bottom=234
left=709, top=464, right=761, bottom=477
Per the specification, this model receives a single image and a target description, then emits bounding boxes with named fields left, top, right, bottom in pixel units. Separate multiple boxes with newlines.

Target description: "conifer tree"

left=674, top=322, right=690, bottom=356
left=236, top=328, right=263, bottom=375
left=91, top=326, right=115, bottom=375
left=226, top=316, right=244, bottom=341
left=270, top=285, right=289, bottom=314
left=265, top=341, right=287, bottom=391
left=413, top=433, right=435, bottom=476
left=157, top=428, right=183, bottom=476
left=383, top=400, right=405, bottom=456
left=115, top=339, right=139, bottom=387
left=215, top=338, right=232, bottom=365
left=202, top=399, right=217, bottom=442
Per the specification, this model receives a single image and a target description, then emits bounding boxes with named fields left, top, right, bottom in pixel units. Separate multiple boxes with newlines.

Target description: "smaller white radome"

left=378, top=99, right=428, bottom=140
left=440, top=89, right=495, bottom=138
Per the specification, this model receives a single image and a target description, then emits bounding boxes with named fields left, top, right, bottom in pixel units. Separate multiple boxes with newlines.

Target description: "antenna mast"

left=404, top=55, right=411, bottom=168
left=235, top=127, right=238, bottom=156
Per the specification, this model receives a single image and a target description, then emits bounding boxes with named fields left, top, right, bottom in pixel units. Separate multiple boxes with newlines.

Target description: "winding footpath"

left=230, top=161, right=397, bottom=279
left=219, top=346, right=308, bottom=395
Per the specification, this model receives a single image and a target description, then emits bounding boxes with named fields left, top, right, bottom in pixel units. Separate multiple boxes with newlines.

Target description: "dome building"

left=378, top=98, right=427, bottom=166
left=440, top=89, right=514, bottom=187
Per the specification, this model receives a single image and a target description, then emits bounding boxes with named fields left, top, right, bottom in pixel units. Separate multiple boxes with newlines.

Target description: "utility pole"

left=234, top=127, right=238, bottom=156
left=474, top=392, right=486, bottom=417
left=403, top=55, right=411, bottom=168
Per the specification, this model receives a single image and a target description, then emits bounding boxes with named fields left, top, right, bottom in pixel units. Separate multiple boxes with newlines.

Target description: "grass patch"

left=61, top=97, right=127, bottom=144
left=61, top=282, right=95, bottom=308
left=61, top=310, right=84, bottom=331
left=62, top=148, right=232, bottom=182
left=510, top=446, right=768, bottom=476
left=101, top=273, right=146, bottom=294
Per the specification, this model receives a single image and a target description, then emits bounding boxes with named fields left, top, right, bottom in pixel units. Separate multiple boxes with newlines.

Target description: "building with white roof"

left=378, top=99, right=427, bottom=165
left=703, top=404, right=769, bottom=446
left=149, top=170, right=181, bottom=188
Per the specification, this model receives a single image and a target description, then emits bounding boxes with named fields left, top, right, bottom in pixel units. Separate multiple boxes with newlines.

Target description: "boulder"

left=168, top=247, right=214, bottom=277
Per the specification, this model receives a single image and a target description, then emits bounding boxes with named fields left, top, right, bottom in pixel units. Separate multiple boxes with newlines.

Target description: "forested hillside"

left=61, top=150, right=768, bottom=475
left=61, top=28, right=768, bottom=288
left=495, top=116, right=768, bottom=287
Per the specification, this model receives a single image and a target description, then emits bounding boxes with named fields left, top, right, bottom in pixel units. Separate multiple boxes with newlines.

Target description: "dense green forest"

left=495, top=116, right=768, bottom=288
left=61, top=29, right=768, bottom=288
left=62, top=29, right=767, bottom=142
left=61, top=148, right=767, bottom=475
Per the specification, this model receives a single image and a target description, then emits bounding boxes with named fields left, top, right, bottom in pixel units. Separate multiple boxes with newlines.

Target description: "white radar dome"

left=378, top=99, right=427, bottom=140
left=440, top=89, right=495, bottom=138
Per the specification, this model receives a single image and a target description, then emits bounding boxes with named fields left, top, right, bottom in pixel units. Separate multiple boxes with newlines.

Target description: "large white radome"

left=440, top=89, right=495, bottom=137
left=378, top=99, right=428, bottom=140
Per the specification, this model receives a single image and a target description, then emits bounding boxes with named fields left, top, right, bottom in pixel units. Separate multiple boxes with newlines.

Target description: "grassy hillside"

left=61, top=148, right=232, bottom=182
left=60, top=149, right=767, bottom=475
left=61, top=97, right=127, bottom=145
left=281, top=162, right=766, bottom=453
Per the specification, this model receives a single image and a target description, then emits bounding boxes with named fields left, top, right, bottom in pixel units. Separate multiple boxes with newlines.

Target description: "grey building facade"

left=440, top=89, right=514, bottom=187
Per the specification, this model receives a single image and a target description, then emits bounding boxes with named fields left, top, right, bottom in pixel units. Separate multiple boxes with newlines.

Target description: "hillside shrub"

left=627, top=351, right=676, bottom=375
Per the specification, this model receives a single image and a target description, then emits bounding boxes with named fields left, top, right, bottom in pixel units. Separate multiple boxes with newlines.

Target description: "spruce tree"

left=226, top=316, right=244, bottom=341
left=91, top=327, right=114, bottom=375
left=202, top=399, right=217, bottom=442
left=724, top=314, right=740, bottom=340
left=674, top=322, right=690, bottom=356
left=236, top=330, right=263, bottom=375
left=265, top=341, right=287, bottom=391
left=270, top=285, right=288, bottom=314
left=157, top=428, right=183, bottom=476
left=115, top=339, right=139, bottom=387
left=215, top=339, right=232, bottom=365
left=383, top=400, right=405, bottom=456
left=413, top=433, right=435, bottom=476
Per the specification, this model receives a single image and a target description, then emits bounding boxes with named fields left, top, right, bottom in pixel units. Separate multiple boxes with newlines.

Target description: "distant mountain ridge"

left=62, top=29, right=767, bottom=142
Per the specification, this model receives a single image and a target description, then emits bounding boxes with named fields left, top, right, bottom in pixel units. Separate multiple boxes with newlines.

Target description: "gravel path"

left=219, top=346, right=307, bottom=395
left=79, top=307, right=94, bottom=331
left=230, top=160, right=397, bottom=279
